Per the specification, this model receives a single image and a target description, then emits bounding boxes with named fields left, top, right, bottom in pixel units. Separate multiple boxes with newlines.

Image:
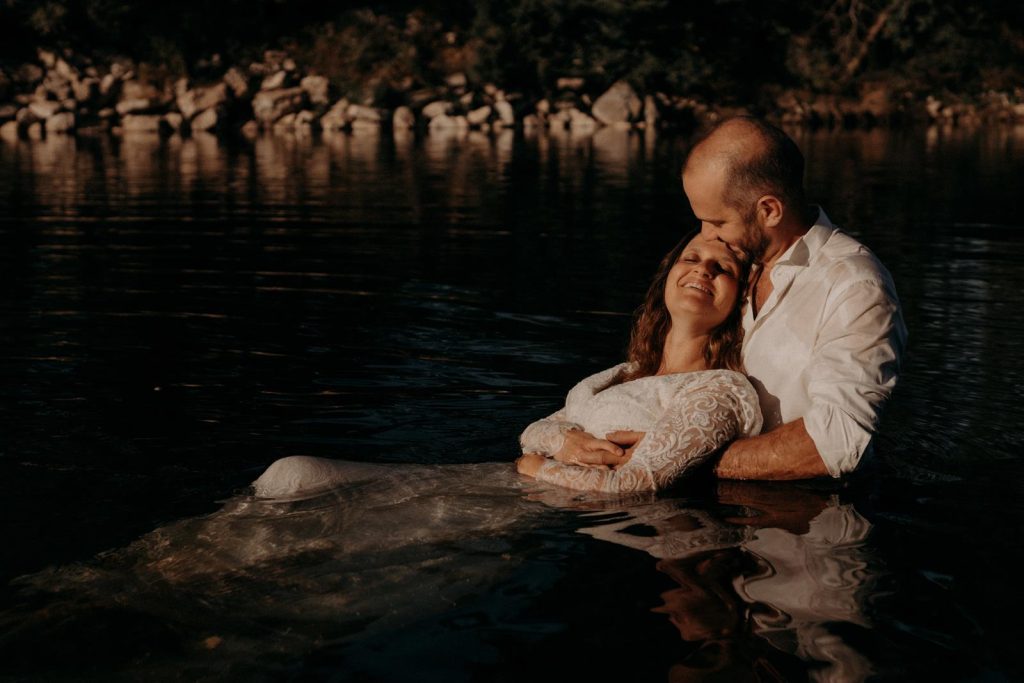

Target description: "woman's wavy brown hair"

left=619, top=231, right=750, bottom=382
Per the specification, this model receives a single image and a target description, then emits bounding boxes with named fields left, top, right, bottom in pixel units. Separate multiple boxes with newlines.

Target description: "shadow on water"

left=2, top=125, right=1024, bottom=680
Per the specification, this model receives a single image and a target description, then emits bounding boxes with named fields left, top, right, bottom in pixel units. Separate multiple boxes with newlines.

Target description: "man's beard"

left=739, top=214, right=770, bottom=263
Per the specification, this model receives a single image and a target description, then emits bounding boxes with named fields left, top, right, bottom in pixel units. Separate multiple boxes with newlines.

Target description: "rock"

left=121, top=114, right=164, bottom=133
left=261, top=70, right=287, bottom=91
left=393, top=106, right=415, bottom=129
left=0, top=120, right=19, bottom=142
left=98, top=107, right=116, bottom=120
left=282, top=58, right=297, bottom=72
left=240, top=120, right=259, bottom=138
left=536, top=99, right=551, bottom=115
left=300, top=75, right=330, bottom=105
left=320, top=99, right=350, bottom=130
left=407, top=88, right=441, bottom=109
left=100, top=73, right=120, bottom=98
left=568, top=108, right=597, bottom=133
left=42, top=72, right=73, bottom=100
left=273, top=113, right=297, bottom=131
left=72, top=76, right=100, bottom=105
left=429, top=113, right=469, bottom=132
left=28, top=100, right=62, bottom=119
left=445, top=72, right=468, bottom=91
left=252, top=86, right=306, bottom=125
left=523, top=113, right=541, bottom=130
left=556, top=77, right=585, bottom=91
left=55, top=58, right=77, bottom=80
left=421, top=100, right=452, bottom=120
left=26, top=121, right=44, bottom=139
left=925, top=96, right=942, bottom=120
left=16, top=107, right=38, bottom=125
left=45, top=112, right=75, bottom=133
left=116, top=98, right=152, bottom=116
left=459, top=91, right=475, bottom=108
left=164, top=112, right=184, bottom=131
left=37, top=49, right=58, bottom=68
left=591, top=80, right=642, bottom=125
left=264, top=50, right=288, bottom=71
left=15, top=63, right=44, bottom=86
left=223, top=67, right=249, bottom=98
left=483, top=83, right=499, bottom=97
left=191, top=107, right=219, bottom=131
left=0, top=104, right=16, bottom=121
left=121, top=80, right=161, bottom=102
left=1013, top=103, right=1024, bottom=121
left=351, top=119, right=380, bottom=134
left=347, top=104, right=382, bottom=122
left=109, top=60, right=132, bottom=79
left=467, top=105, right=491, bottom=126
left=185, top=83, right=229, bottom=119
left=494, top=100, right=514, bottom=126
left=295, top=110, right=318, bottom=128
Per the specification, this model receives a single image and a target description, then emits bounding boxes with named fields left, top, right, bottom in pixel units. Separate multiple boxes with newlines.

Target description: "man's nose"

left=700, top=224, right=716, bottom=241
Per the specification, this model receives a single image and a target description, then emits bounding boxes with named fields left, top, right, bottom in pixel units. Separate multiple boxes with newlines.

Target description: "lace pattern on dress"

left=518, top=409, right=583, bottom=457
left=532, top=372, right=761, bottom=494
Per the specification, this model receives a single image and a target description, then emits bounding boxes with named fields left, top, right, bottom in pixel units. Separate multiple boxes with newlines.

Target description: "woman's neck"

left=658, top=327, right=710, bottom=375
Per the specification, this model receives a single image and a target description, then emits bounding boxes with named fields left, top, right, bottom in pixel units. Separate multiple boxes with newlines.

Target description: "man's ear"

left=756, top=195, right=784, bottom=228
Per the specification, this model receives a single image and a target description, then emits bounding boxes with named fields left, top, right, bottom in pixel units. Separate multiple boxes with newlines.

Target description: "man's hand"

left=516, top=452, right=546, bottom=477
left=605, top=430, right=645, bottom=469
left=553, top=430, right=626, bottom=466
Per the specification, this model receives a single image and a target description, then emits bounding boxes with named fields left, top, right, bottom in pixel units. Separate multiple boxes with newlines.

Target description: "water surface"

left=1, top=125, right=1023, bottom=681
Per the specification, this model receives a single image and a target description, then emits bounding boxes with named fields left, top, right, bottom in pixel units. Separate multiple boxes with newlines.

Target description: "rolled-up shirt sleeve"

left=804, top=279, right=906, bottom=477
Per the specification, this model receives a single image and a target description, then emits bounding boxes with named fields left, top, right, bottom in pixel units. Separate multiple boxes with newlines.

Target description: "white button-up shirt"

left=741, top=209, right=907, bottom=477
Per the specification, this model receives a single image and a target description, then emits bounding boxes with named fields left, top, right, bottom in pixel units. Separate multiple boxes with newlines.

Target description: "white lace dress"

left=520, top=364, right=763, bottom=494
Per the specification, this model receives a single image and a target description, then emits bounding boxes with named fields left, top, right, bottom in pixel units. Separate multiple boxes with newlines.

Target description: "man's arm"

left=714, top=418, right=829, bottom=480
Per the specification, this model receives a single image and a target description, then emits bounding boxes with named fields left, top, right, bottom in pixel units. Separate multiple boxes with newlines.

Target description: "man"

left=564, top=117, right=906, bottom=479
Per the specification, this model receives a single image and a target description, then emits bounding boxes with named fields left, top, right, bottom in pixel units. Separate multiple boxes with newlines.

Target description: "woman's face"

left=664, top=235, right=743, bottom=331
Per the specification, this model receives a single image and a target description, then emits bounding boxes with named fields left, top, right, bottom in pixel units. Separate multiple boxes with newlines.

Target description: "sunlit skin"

left=516, top=236, right=743, bottom=476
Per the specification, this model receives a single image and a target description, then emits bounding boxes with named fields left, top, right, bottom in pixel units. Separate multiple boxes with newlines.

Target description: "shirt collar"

left=774, top=207, right=835, bottom=268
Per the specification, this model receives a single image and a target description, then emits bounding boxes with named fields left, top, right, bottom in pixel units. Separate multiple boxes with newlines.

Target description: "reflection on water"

left=2, top=126, right=1024, bottom=680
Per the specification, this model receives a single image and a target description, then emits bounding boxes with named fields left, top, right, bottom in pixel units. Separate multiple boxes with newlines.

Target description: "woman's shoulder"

left=665, top=369, right=763, bottom=436
left=566, top=362, right=632, bottom=400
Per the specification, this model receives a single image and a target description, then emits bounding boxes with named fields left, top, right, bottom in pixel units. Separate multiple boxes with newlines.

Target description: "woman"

left=515, top=232, right=762, bottom=493
left=253, top=232, right=760, bottom=500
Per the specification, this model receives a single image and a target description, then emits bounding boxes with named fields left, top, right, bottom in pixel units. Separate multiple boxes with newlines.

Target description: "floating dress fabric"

left=519, top=364, right=763, bottom=494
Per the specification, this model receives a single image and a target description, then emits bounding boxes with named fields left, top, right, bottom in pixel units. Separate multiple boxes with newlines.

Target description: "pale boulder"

left=421, top=100, right=452, bottom=120
left=28, top=100, right=61, bottom=119
left=191, top=107, right=218, bottom=131
left=347, top=104, right=382, bottom=122
left=164, top=112, right=184, bottom=131
left=0, top=120, right=19, bottom=142
left=121, top=114, right=163, bottom=133
left=591, top=80, right=642, bottom=125
left=45, top=112, right=75, bottom=133
left=300, top=75, right=330, bottom=105
left=320, top=99, right=351, bottom=130
left=252, top=87, right=306, bottom=125
left=494, top=100, right=515, bottom=126
left=261, top=70, right=287, bottom=91
left=429, top=113, right=469, bottom=132
left=392, top=106, right=415, bottom=129
left=116, top=98, right=152, bottom=116
left=223, top=67, right=249, bottom=98
left=467, top=105, right=491, bottom=126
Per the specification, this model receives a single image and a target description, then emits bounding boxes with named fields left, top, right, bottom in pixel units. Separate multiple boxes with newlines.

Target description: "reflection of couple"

left=513, top=116, right=907, bottom=493
left=255, top=116, right=906, bottom=498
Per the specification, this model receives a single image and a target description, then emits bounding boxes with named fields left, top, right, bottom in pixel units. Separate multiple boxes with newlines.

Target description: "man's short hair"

left=708, top=117, right=807, bottom=214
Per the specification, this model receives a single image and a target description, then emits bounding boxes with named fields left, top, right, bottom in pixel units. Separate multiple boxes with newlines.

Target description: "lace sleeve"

left=519, top=409, right=584, bottom=457
left=519, top=363, right=628, bottom=457
left=532, top=373, right=760, bottom=494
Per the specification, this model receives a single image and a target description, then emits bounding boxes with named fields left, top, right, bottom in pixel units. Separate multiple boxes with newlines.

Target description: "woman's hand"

left=554, top=430, right=626, bottom=466
left=516, top=452, right=547, bottom=477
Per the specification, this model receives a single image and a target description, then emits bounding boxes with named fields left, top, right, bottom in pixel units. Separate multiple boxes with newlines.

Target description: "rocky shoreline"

left=3, top=48, right=1024, bottom=143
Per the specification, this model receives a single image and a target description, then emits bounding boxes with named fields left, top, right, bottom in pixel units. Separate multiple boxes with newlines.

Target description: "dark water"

left=1, top=125, right=1023, bottom=681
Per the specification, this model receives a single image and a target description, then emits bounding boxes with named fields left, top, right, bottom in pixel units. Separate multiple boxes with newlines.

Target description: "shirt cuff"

left=803, top=404, right=873, bottom=478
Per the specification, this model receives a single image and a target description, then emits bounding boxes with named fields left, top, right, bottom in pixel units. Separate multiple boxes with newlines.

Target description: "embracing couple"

left=515, top=116, right=907, bottom=493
